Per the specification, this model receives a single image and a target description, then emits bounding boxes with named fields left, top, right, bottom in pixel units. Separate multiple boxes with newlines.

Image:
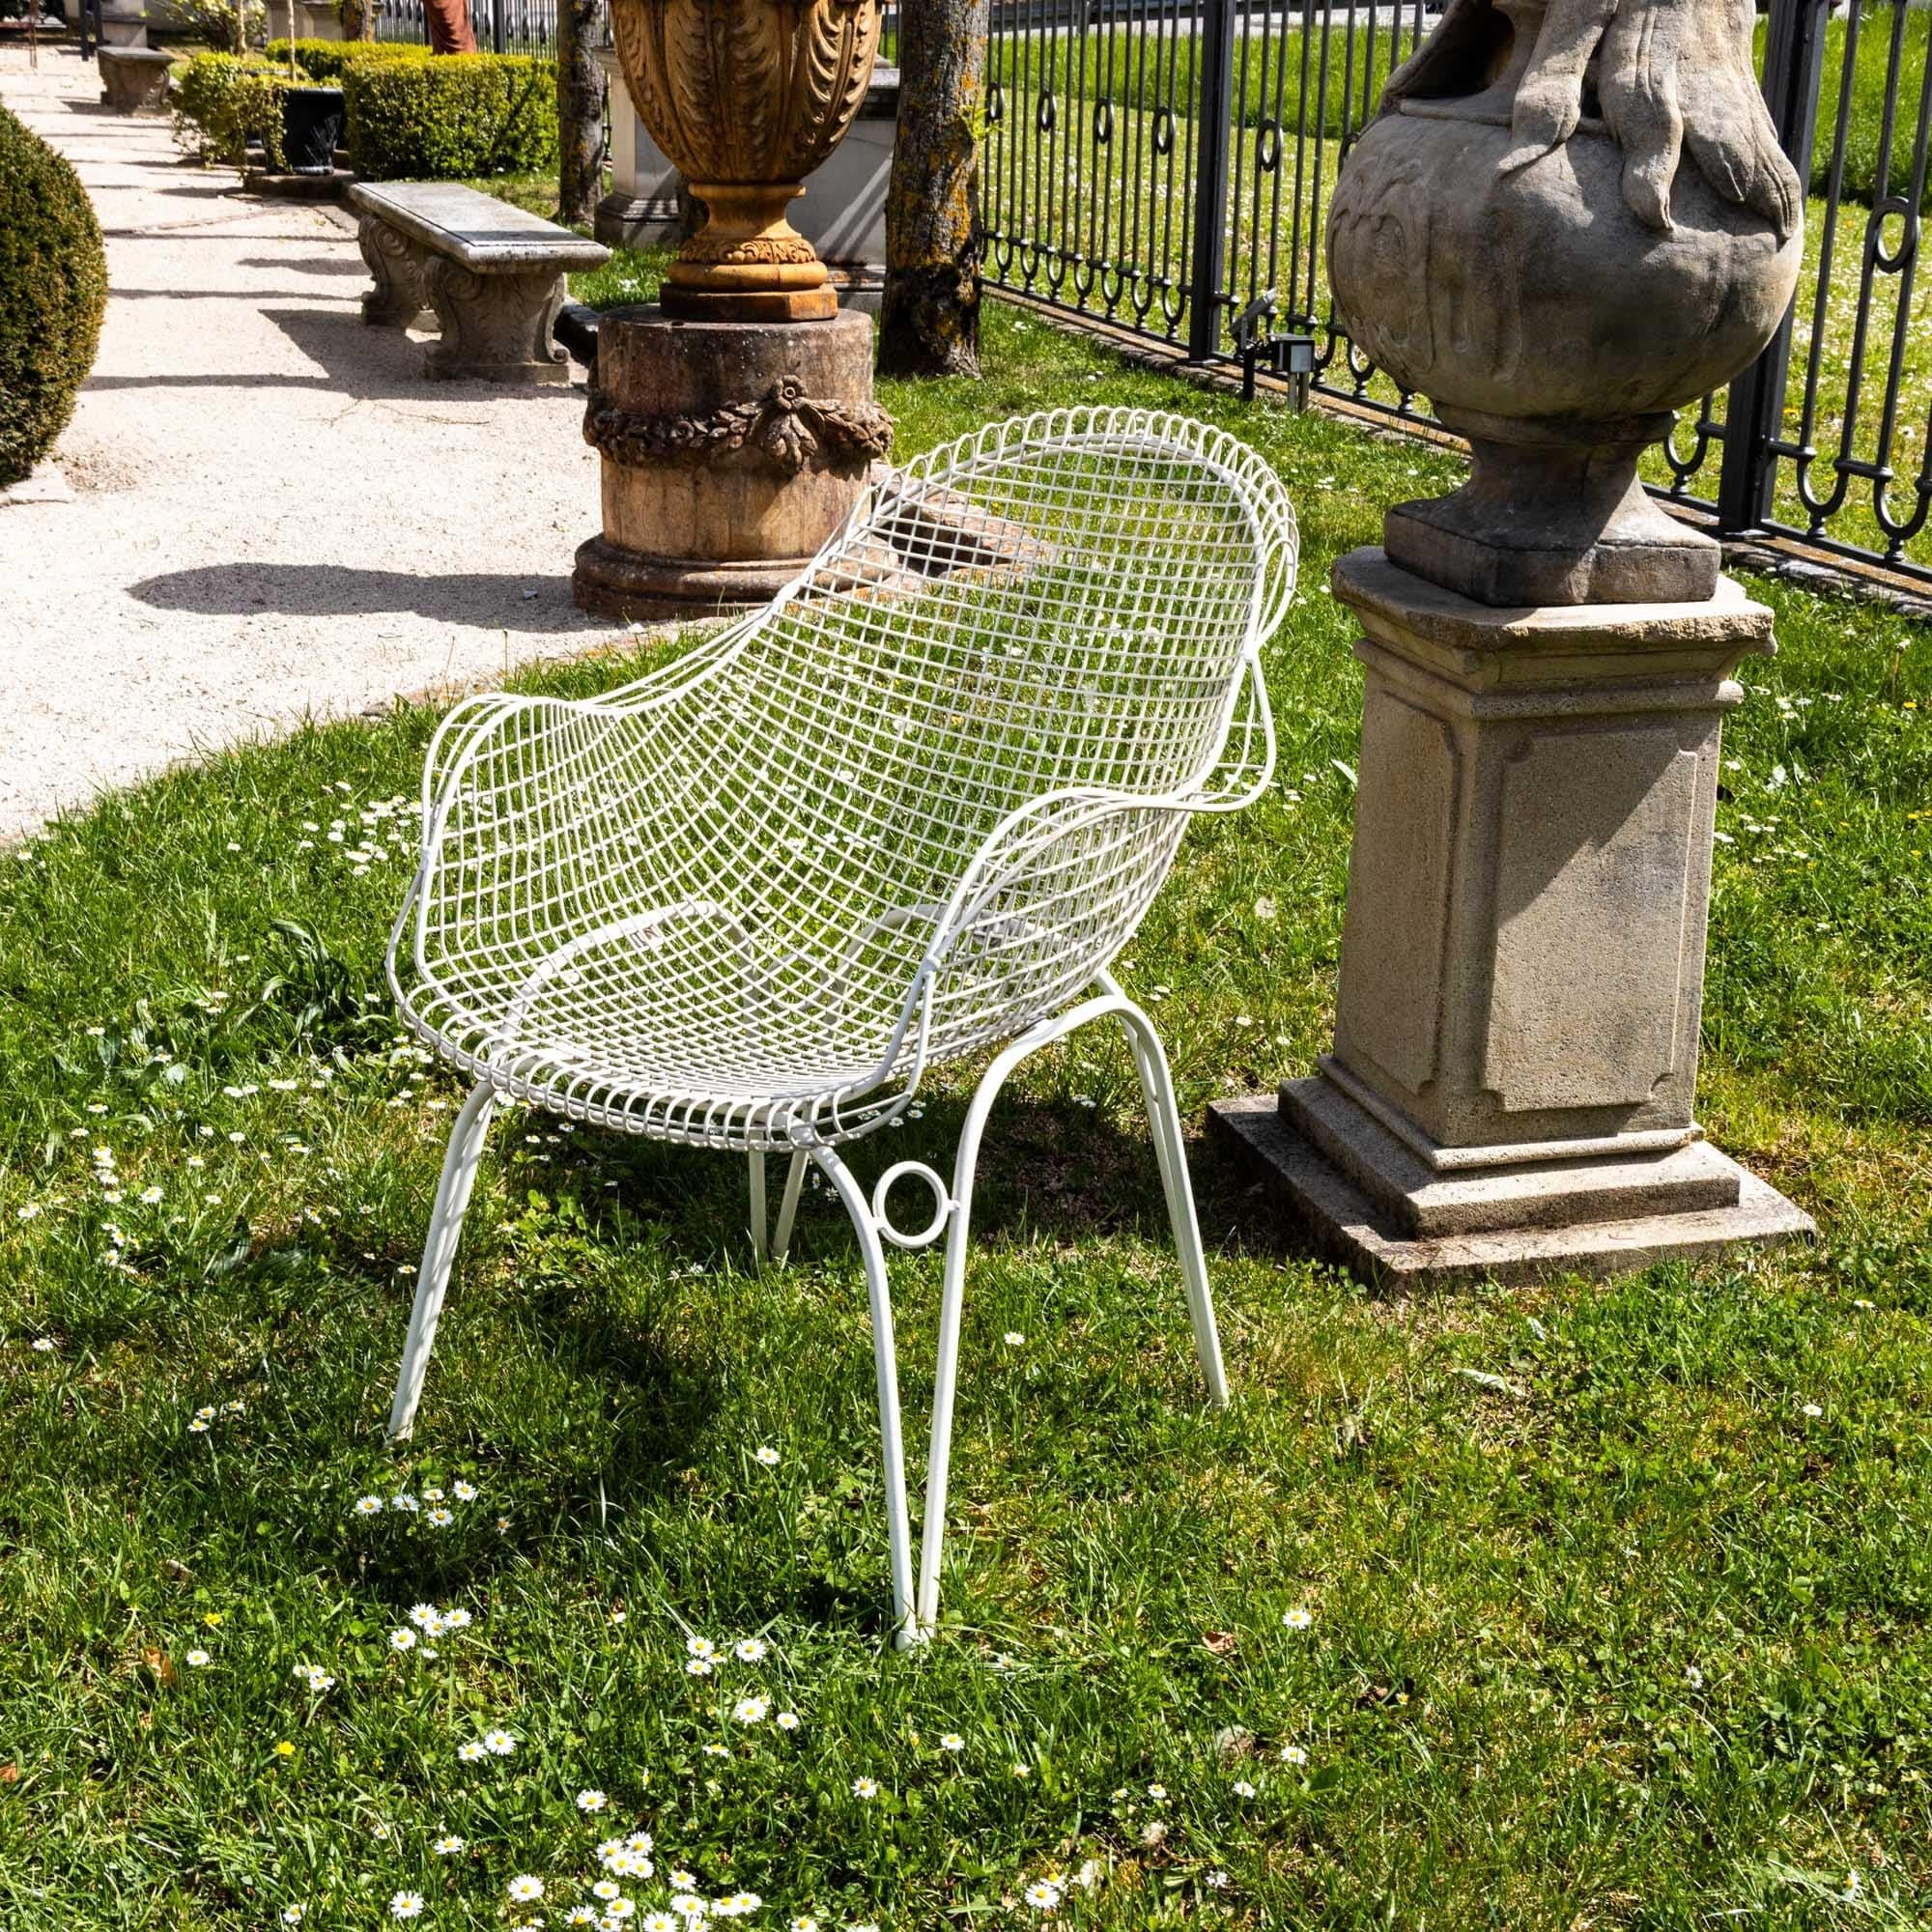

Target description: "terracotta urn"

left=610, top=0, right=883, bottom=322
left=1327, top=0, right=1804, bottom=605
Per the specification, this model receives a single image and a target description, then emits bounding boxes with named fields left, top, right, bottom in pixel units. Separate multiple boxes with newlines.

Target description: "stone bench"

left=99, top=46, right=173, bottom=114
left=348, top=182, right=610, bottom=385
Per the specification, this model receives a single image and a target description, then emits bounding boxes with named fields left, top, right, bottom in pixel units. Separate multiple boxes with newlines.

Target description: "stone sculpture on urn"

left=574, top=0, right=896, bottom=620
left=1213, top=0, right=1817, bottom=1280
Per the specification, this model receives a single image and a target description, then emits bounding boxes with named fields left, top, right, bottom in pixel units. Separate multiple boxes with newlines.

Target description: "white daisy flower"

left=685, top=1658, right=713, bottom=1677
left=605, top=1903, right=638, bottom=1923
left=354, top=1495, right=384, bottom=1516
left=1233, top=1778, right=1256, bottom=1797
left=389, top=1628, right=416, bottom=1652
left=433, top=1834, right=466, bottom=1855
left=282, top=1910, right=305, bottom=1925
left=938, top=1733, right=964, bottom=1751
left=1283, top=1605, right=1314, bottom=1630
left=421, top=1488, right=444, bottom=1503
left=440, top=1606, right=472, bottom=1631
left=141, top=1186, right=163, bottom=1205
left=507, top=1876, right=545, bottom=1902
left=733, top=1694, right=771, bottom=1724
left=753, top=1446, right=781, bottom=1466
left=1206, top=1869, right=1231, bottom=1889
left=643, top=1917, right=679, bottom=1932
left=577, top=1788, right=609, bottom=1813
left=1023, top=1880, right=1063, bottom=1910
left=185, top=1649, right=211, bottom=1667
left=1280, top=1744, right=1308, bottom=1766
left=1003, top=1331, right=1025, bottom=1347
left=457, top=1740, right=488, bottom=1762
left=716, top=1895, right=760, bottom=1918
left=789, top=1920, right=820, bottom=1932
left=775, top=1711, right=800, bottom=1732
left=483, top=1728, right=517, bottom=1755
left=594, top=1881, right=623, bottom=1900
left=687, top=1636, right=718, bottom=1660
left=409, top=1604, right=441, bottom=1631
left=669, top=1871, right=698, bottom=1890
left=426, top=1507, right=454, bottom=1527
left=669, top=1899, right=707, bottom=1921
left=452, top=1480, right=478, bottom=1501
left=851, top=1776, right=878, bottom=1799
left=187, top=1418, right=211, bottom=1435
left=390, top=1493, right=418, bottom=1513
left=625, top=1833, right=654, bottom=1856
left=389, top=1893, right=425, bottom=1920
left=733, top=1637, right=768, bottom=1662
left=567, top=1911, right=603, bottom=1927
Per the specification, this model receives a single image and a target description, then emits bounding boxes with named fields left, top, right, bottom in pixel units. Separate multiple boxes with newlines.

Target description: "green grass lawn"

left=3, top=302, right=1931, bottom=1931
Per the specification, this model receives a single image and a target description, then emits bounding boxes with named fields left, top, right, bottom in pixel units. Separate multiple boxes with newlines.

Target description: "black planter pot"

left=280, top=86, right=345, bottom=175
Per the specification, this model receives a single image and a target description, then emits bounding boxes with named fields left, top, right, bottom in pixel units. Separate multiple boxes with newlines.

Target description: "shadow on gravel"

left=128, top=561, right=600, bottom=632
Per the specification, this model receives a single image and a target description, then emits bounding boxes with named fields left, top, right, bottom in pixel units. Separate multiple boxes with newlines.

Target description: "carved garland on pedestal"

left=583, top=375, right=894, bottom=477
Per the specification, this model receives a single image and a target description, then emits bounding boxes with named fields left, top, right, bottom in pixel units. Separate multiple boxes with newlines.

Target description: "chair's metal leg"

left=772, top=1151, right=807, bottom=1261
left=917, top=1035, right=1034, bottom=1637
left=812, top=1145, right=919, bottom=1647
left=748, top=1151, right=768, bottom=1264
left=1114, top=1007, right=1230, bottom=1409
left=388, top=1080, right=497, bottom=1442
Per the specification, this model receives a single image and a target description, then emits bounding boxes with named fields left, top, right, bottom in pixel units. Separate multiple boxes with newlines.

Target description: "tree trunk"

left=555, top=0, right=602, bottom=229
left=878, top=0, right=988, bottom=378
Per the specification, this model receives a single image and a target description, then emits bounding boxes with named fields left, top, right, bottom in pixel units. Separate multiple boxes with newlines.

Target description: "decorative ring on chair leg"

left=870, top=1160, right=952, bottom=1250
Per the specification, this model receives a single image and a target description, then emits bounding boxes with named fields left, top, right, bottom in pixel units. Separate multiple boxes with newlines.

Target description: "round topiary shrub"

left=0, top=103, right=108, bottom=487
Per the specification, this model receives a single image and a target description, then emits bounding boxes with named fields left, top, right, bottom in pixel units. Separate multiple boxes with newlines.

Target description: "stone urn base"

left=572, top=307, right=892, bottom=624
left=1209, top=547, right=1815, bottom=1286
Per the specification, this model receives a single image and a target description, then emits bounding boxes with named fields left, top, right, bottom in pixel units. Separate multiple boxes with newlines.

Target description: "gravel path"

left=0, top=47, right=627, bottom=841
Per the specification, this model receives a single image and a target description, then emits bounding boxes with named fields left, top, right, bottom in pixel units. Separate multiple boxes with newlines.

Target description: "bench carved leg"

left=420, top=260, right=570, bottom=384
left=357, top=215, right=431, bottom=329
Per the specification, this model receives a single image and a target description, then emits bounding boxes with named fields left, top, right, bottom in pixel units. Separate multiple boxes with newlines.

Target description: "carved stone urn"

left=1327, top=0, right=1803, bottom=605
left=1211, top=0, right=1816, bottom=1284
left=611, top=0, right=883, bottom=323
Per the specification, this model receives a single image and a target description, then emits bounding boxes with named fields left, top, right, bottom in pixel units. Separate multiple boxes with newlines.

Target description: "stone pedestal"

left=291, top=0, right=347, bottom=38
left=356, top=213, right=433, bottom=328
left=1210, top=546, right=1814, bottom=1285
left=99, top=46, right=173, bottom=113
left=592, top=47, right=897, bottom=312
left=573, top=306, right=892, bottom=622
left=421, top=260, right=569, bottom=384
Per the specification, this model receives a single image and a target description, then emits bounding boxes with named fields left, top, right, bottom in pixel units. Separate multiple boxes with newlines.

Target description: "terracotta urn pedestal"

left=1211, top=0, right=1817, bottom=1282
left=573, top=307, right=890, bottom=621
left=575, top=0, right=892, bottom=624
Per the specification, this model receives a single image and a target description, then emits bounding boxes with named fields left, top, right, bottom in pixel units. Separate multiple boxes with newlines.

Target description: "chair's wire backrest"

left=411, top=407, right=1295, bottom=1138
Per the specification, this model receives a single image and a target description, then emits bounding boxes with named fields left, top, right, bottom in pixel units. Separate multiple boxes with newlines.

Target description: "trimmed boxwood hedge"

left=343, top=53, right=557, bottom=181
left=263, top=38, right=432, bottom=84
left=0, top=102, right=107, bottom=487
left=171, top=52, right=308, bottom=170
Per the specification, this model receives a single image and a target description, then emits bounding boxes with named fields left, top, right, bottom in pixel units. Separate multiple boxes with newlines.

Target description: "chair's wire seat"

left=389, top=406, right=1298, bottom=1152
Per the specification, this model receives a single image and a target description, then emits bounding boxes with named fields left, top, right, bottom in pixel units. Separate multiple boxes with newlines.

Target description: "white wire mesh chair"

left=385, top=404, right=1297, bottom=1642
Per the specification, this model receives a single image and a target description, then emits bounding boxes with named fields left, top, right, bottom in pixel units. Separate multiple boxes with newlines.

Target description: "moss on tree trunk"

left=879, top=0, right=988, bottom=379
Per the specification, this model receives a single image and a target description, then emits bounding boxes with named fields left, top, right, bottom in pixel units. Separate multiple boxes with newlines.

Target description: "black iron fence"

left=980, top=0, right=1932, bottom=585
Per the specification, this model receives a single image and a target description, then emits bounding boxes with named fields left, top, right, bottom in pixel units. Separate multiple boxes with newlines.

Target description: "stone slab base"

left=1208, top=1094, right=1815, bottom=1288
left=245, top=168, right=355, bottom=202
left=572, top=534, right=810, bottom=624
left=594, top=191, right=677, bottom=251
